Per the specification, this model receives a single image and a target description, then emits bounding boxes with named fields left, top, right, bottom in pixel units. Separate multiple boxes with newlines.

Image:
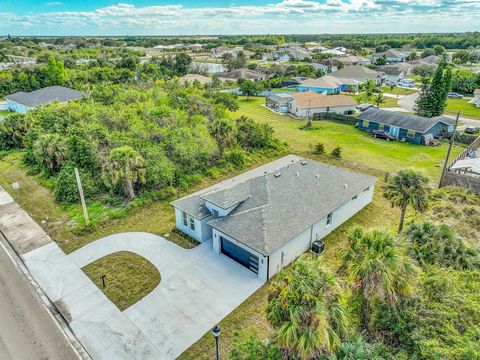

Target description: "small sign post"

left=12, top=182, right=20, bottom=196
left=100, top=274, right=106, bottom=288
left=74, top=167, right=90, bottom=226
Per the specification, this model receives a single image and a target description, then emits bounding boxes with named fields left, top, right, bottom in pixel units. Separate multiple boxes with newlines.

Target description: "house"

left=265, top=93, right=293, bottom=113
left=371, top=49, right=407, bottom=63
left=472, top=89, right=480, bottom=108
left=289, top=91, right=357, bottom=117
left=296, top=75, right=359, bottom=94
left=357, top=108, right=454, bottom=144
left=178, top=74, right=212, bottom=86
left=314, top=59, right=342, bottom=73
left=378, top=64, right=412, bottom=84
left=171, top=155, right=376, bottom=281
left=282, top=76, right=312, bottom=88
left=217, top=68, right=266, bottom=82
left=408, top=55, right=440, bottom=66
left=331, top=65, right=385, bottom=84
left=5, top=86, right=85, bottom=113
left=211, top=46, right=231, bottom=58
left=273, top=51, right=291, bottom=62
left=322, top=47, right=347, bottom=56
left=337, top=55, right=371, bottom=66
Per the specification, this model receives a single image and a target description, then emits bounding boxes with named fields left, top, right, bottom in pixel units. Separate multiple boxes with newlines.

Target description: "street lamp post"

left=212, top=325, right=220, bottom=360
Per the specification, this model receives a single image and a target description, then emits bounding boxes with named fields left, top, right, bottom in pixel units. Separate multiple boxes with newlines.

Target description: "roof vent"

left=301, top=161, right=308, bottom=165
left=316, top=174, right=320, bottom=179
left=295, top=172, right=299, bottom=176
left=344, top=184, right=348, bottom=189
left=274, top=173, right=281, bottom=178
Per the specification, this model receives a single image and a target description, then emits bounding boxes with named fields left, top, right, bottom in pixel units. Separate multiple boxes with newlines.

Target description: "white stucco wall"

left=212, top=229, right=269, bottom=282
left=174, top=208, right=213, bottom=243
left=268, top=184, right=374, bottom=278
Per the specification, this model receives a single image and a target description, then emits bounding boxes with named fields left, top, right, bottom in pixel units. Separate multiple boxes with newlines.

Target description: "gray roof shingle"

left=172, top=156, right=376, bottom=255
left=358, top=107, right=454, bottom=133
left=5, top=86, right=85, bottom=107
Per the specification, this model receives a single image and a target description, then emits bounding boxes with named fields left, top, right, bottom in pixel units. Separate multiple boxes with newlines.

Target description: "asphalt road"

left=0, top=236, right=79, bottom=360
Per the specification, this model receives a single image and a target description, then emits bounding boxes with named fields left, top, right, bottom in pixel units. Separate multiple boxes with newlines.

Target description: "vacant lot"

left=231, top=97, right=463, bottom=179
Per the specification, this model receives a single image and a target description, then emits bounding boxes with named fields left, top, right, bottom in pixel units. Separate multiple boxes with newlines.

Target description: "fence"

left=312, top=112, right=358, bottom=124
left=446, top=135, right=480, bottom=171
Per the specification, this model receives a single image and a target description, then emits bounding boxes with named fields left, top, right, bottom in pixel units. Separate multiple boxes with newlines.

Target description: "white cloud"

left=2, top=0, right=480, bottom=35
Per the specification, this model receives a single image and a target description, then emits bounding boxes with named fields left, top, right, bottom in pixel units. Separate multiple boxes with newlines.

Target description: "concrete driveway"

left=69, top=232, right=263, bottom=359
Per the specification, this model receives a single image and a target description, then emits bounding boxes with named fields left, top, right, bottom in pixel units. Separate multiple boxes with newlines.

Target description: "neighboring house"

left=288, top=50, right=310, bottom=60
left=371, top=49, right=407, bottom=63
left=217, top=68, right=266, bottom=82
left=316, top=59, right=342, bottom=73
left=211, top=46, right=231, bottom=58
left=261, top=53, right=273, bottom=61
left=322, top=47, right=347, bottom=56
left=5, top=86, right=85, bottom=113
left=178, top=74, right=212, bottom=86
left=310, top=62, right=330, bottom=73
left=296, top=75, right=359, bottom=94
left=408, top=55, right=440, bottom=66
left=330, top=65, right=385, bottom=84
left=289, top=91, right=357, bottom=117
left=273, top=51, right=291, bottom=62
left=171, top=155, right=376, bottom=281
left=378, top=64, right=411, bottom=84
left=357, top=108, right=454, bottom=144
left=337, top=55, right=371, bottom=66
left=473, top=89, right=480, bottom=108
left=265, top=93, right=294, bottom=113
left=282, top=76, right=312, bottom=88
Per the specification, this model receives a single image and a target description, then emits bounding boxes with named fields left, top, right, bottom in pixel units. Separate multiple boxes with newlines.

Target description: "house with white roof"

left=171, top=155, right=376, bottom=281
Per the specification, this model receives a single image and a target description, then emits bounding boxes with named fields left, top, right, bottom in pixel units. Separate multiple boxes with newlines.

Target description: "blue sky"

left=1, top=0, right=480, bottom=36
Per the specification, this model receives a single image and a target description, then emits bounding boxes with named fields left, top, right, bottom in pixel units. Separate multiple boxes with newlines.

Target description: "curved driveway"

left=69, top=232, right=263, bottom=360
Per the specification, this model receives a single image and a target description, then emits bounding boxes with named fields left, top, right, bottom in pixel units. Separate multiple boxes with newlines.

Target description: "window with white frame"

left=326, top=212, right=333, bottom=227
left=182, top=211, right=188, bottom=226
left=190, top=217, right=195, bottom=231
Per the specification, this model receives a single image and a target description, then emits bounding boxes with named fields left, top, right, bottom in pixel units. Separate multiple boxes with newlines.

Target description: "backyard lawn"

left=445, top=98, right=480, bottom=119
left=231, top=97, right=463, bottom=180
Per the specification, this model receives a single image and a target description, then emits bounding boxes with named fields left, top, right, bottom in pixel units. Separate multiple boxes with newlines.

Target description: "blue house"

left=296, top=75, right=359, bottom=94
left=5, top=86, right=85, bottom=113
left=357, top=108, right=454, bottom=144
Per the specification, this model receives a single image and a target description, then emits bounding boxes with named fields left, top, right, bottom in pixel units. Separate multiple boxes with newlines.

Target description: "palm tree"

left=383, top=169, right=430, bottom=233
left=339, top=227, right=419, bottom=331
left=103, top=146, right=146, bottom=201
left=360, top=79, right=377, bottom=102
left=266, top=257, right=349, bottom=359
left=208, top=118, right=235, bottom=153
left=373, top=92, right=385, bottom=107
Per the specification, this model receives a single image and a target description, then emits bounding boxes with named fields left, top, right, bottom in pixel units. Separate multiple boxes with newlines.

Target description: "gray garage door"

left=220, top=237, right=259, bottom=274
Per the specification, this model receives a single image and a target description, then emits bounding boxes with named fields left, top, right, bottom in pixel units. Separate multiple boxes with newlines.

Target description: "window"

left=326, top=212, right=333, bottom=227
left=378, top=123, right=384, bottom=130
left=407, top=129, right=416, bottom=138
left=362, top=120, right=369, bottom=128
left=326, top=106, right=330, bottom=112
left=190, top=217, right=195, bottom=231
left=352, top=195, right=358, bottom=200
left=182, top=211, right=188, bottom=226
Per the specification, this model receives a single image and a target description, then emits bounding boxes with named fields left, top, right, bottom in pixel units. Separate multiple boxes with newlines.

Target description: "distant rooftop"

left=5, top=86, right=85, bottom=108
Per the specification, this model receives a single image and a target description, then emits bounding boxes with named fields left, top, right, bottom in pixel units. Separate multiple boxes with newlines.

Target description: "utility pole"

left=74, top=167, right=90, bottom=226
left=438, top=111, right=460, bottom=188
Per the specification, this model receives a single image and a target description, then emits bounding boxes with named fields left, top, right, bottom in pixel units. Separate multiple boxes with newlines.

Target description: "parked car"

left=356, top=103, right=376, bottom=112
left=371, top=130, right=397, bottom=141
left=448, top=92, right=463, bottom=99
left=398, top=79, right=416, bottom=88
left=465, top=127, right=480, bottom=134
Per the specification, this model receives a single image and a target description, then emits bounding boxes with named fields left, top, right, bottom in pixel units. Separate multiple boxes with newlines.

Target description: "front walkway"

left=69, top=232, right=263, bottom=359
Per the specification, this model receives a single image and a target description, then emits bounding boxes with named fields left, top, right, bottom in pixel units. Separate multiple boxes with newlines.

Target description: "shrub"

left=313, top=142, right=326, bottom=155
left=331, top=146, right=342, bottom=159
left=54, top=162, right=99, bottom=204
left=229, top=331, right=282, bottom=360
left=224, top=146, right=247, bottom=168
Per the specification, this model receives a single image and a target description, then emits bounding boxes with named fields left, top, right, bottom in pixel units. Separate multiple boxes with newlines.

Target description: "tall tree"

left=103, top=146, right=146, bottom=201
left=383, top=170, right=430, bottom=233
left=266, top=258, right=349, bottom=359
left=414, top=56, right=452, bottom=117
left=340, top=227, right=419, bottom=331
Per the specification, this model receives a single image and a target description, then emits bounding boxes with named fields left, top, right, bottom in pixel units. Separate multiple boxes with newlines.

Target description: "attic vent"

left=301, top=161, right=308, bottom=165
left=274, top=173, right=281, bottom=178
left=344, top=184, right=348, bottom=189
left=295, top=172, right=299, bottom=176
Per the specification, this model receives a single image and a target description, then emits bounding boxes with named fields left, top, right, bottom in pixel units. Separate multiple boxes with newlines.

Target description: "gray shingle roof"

left=173, top=156, right=376, bottom=255
left=5, top=86, right=85, bottom=107
left=358, top=107, right=454, bottom=133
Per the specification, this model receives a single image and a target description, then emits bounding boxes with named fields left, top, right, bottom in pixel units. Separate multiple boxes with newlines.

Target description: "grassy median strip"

left=82, top=251, right=161, bottom=311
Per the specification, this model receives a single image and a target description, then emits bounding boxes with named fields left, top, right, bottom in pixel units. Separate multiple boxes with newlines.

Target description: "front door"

left=220, top=237, right=259, bottom=274
left=389, top=126, right=400, bottom=137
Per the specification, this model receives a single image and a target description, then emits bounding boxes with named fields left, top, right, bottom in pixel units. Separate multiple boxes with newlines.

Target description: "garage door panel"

left=220, top=237, right=259, bottom=274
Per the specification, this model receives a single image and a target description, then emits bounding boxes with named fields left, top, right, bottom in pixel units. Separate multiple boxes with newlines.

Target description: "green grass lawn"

left=0, top=110, right=10, bottom=116
left=345, top=92, right=398, bottom=108
left=232, top=97, right=462, bottom=180
left=380, top=86, right=417, bottom=96
left=82, top=251, right=160, bottom=311
left=445, top=98, right=480, bottom=120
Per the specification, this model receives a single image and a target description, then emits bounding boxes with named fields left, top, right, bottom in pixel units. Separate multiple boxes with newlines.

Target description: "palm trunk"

left=398, top=207, right=406, bottom=233
left=125, top=178, right=135, bottom=201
